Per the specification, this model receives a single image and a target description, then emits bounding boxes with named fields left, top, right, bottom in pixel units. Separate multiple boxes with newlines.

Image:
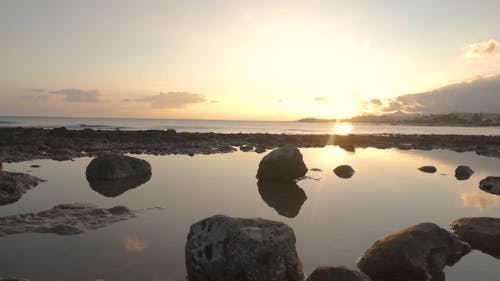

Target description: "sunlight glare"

left=333, top=122, right=353, bottom=135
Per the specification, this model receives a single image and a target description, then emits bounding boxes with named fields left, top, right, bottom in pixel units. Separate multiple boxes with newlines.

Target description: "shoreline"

left=1, top=127, right=500, bottom=162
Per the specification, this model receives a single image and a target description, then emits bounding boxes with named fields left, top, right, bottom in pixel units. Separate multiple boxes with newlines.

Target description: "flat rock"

left=306, top=266, right=371, bottom=281
left=0, top=203, right=136, bottom=237
left=418, top=166, right=437, bottom=173
left=256, top=145, right=308, bottom=181
left=333, top=165, right=355, bottom=179
left=357, top=223, right=471, bottom=281
left=0, top=171, right=45, bottom=206
left=257, top=180, right=307, bottom=218
left=454, top=165, right=474, bottom=180
left=450, top=217, right=500, bottom=259
left=185, top=214, right=304, bottom=281
left=479, top=176, right=500, bottom=195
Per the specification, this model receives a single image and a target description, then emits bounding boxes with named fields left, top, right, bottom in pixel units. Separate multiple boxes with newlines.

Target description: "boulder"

left=418, top=166, right=437, bottom=173
left=306, top=266, right=371, bottom=281
left=239, top=145, right=254, bottom=152
left=257, top=180, right=307, bottom=218
left=450, top=217, right=500, bottom=259
left=454, top=165, right=474, bottom=180
left=256, top=145, right=308, bottom=181
left=356, top=223, right=471, bottom=281
left=0, top=203, right=136, bottom=236
left=185, top=215, right=304, bottom=281
left=479, top=176, right=500, bottom=195
left=255, top=146, right=266, bottom=154
left=0, top=171, right=45, bottom=206
left=333, top=165, right=355, bottom=179
left=86, top=154, right=151, bottom=181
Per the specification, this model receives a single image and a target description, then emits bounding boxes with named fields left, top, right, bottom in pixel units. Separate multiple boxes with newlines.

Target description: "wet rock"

left=306, top=266, right=371, bottom=281
left=185, top=215, right=304, bottom=281
left=310, top=168, right=323, bottom=172
left=239, top=145, right=254, bottom=152
left=254, top=146, right=266, bottom=154
left=418, top=166, right=437, bottom=173
left=333, top=165, right=355, bottom=179
left=479, top=176, right=500, bottom=195
left=356, top=223, right=471, bottom=281
left=0, top=171, right=45, bottom=206
left=0, top=203, right=136, bottom=237
left=30, top=164, right=40, bottom=168
left=256, top=145, right=308, bottom=181
left=450, top=217, right=500, bottom=259
left=454, top=165, right=474, bottom=180
left=257, top=180, right=307, bottom=218
left=475, top=146, right=500, bottom=158
left=85, top=154, right=151, bottom=181
left=339, top=144, right=355, bottom=152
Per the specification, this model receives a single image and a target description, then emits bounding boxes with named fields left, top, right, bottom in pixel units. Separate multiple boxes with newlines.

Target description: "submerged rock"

left=339, top=144, right=356, bottom=152
left=0, top=171, right=45, bottom=206
left=454, top=165, right=474, bottom=180
left=450, top=217, right=500, bottom=259
left=333, top=165, right=355, bottom=179
left=0, top=203, right=136, bottom=237
left=479, top=176, right=500, bottom=195
left=357, top=223, right=471, bottom=281
left=418, top=166, right=437, bottom=173
left=257, top=180, right=307, bottom=218
left=185, top=215, right=304, bottom=281
left=306, top=266, right=371, bottom=281
left=256, top=145, right=308, bottom=181
left=86, top=154, right=151, bottom=181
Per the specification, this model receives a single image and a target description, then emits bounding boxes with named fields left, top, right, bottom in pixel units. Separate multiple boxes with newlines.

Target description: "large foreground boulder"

left=185, top=215, right=304, bottom=281
left=257, top=180, right=307, bottom=218
left=306, top=266, right=371, bottom=281
left=86, top=154, right=152, bottom=196
left=257, top=145, right=308, bottom=181
left=450, top=217, right=500, bottom=259
left=479, top=176, right=500, bottom=195
left=0, top=203, right=136, bottom=236
left=0, top=171, right=45, bottom=206
left=356, top=223, right=471, bottom=281
left=454, top=165, right=474, bottom=180
left=333, top=165, right=355, bottom=179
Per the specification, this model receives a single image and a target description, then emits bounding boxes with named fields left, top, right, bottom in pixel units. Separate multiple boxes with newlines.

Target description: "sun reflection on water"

left=332, top=122, right=353, bottom=135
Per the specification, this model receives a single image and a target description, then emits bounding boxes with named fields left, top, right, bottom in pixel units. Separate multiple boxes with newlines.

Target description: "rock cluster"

left=0, top=171, right=45, bottom=206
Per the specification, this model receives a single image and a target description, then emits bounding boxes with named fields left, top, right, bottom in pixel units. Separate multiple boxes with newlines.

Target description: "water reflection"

left=122, top=235, right=148, bottom=252
left=87, top=174, right=151, bottom=197
left=461, top=190, right=500, bottom=211
left=332, top=122, right=352, bottom=136
left=257, top=180, right=307, bottom=218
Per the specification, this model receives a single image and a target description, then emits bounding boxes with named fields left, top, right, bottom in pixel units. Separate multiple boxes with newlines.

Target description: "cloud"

left=50, top=88, right=101, bottom=103
left=210, top=100, right=220, bottom=103
left=314, top=96, right=331, bottom=102
left=20, top=94, right=50, bottom=102
left=32, top=88, right=46, bottom=93
left=467, top=39, right=500, bottom=57
left=369, top=99, right=382, bottom=106
left=277, top=99, right=284, bottom=103
left=136, top=91, right=206, bottom=109
left=375, top=75, right=500, bottom=114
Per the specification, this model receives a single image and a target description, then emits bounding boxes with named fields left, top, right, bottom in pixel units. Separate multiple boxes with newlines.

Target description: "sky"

left=0, top=0, right=499, bottom=120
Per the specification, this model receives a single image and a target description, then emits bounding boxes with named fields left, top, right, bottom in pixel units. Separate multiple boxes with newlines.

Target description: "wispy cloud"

left=314, top=96, right=331, bottom=102
left=467, top=39, right=500, bottom=57
left=50, top=88, right=101, bottom=103
left=136, top=91, right=206, bottom=109
left=20, top=94, right=50, bottom=102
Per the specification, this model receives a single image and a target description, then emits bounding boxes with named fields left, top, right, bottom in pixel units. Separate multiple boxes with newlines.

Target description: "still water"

left=1, top=147, right=499, bottom=280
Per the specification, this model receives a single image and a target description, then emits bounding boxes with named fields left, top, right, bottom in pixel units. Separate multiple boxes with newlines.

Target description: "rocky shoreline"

left=1, top=127, right=500, bottom=162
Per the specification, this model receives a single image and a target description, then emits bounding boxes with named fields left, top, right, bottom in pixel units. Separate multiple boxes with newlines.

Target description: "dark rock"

left=239, top=145, right=254, bottom=152
left=450, top=217, right=500, bottom=259
left=306, top=266, right=371, bottom=281
left=0, top=171, right=45, bottom=206
left=310, top=168, right=323, bottom=172
left=88, top=173, right=151, bottom=197
left=257, top=145, right=308, bottom=181
left=333, top=165, right=355, bottom=179
left=185, top=215, right=304, bottom=281
left=454, top=165, right=474, bottom=180
left=418, top=166, right=437, bottom=173
left=0, top=278, right=29, bottom=281
left=479, top=176, right=500, bottom=195
left=257, top=180, right=307, bottom=218
left=475, top=146, right=500, bottom=158
left=86, top=154, right=151, bottom=181
left=255, top=146, right=266, bottom=154
left=339, top=144, right=355, bottom=152
left=357, top=223, right=471, bottom=281
left=30, top=164, right=40, bottom=168
left=0, top=203, right=136, bottom=237
left=166, top=129, right=176, bottom=134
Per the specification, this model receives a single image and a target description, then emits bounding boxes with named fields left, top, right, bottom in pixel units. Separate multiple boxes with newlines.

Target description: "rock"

left=454, top=165, right=474, bottom=180
left=479, top=176, right=500, bottom=195
left=86, top=154, right=151, bottom=181
left=239, top=145, right=254, bottom=152
left=0, top=162, right=2, bottom=173
left=257, top=180, right=307, bottom=218
left=0, top=278, right=29, bottom=281
left=30, top=164, right=40, bottom=168
left=333, top=165, right=355, bottom=179
left=450, top=217, right=500, bottom=259
left=306, top=266, right=371, bottom=281
left=0, top=171, right=45, bottom=206
left=356, top=223, right=471, bottom=281
left=310, top=168, right=323, bottom=172
left=256, top=145, right=308, bottom=181
left=475, top=146, right=500, bottom=158
left=339, top=144, right=355, bottom=152
left=255, top=146, right=266, bottom=154
left=0, top=203, right=136, bottom=236
left=185, top=215, right=304, bottom=281
left=418, top=166, right=437, bottom=173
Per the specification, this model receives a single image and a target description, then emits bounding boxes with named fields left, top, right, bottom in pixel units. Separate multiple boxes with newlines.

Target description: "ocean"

left=2, top=115, right=500, bottom=135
